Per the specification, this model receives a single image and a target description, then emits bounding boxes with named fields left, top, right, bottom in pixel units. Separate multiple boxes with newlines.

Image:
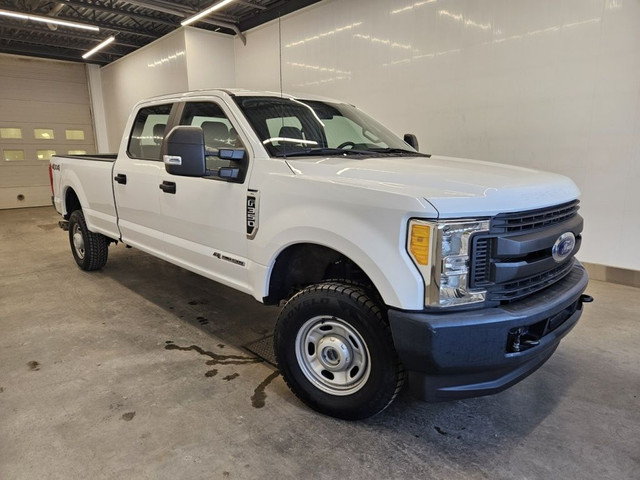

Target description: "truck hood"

left=285, top=154, right=580, bottom=218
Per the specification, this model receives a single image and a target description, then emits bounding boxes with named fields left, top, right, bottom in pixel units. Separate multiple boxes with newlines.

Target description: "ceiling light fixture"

left=181, top=0, right=236, bottom=26
left=82, top=36, right=115, bottom=59
left=0, top=8, right=99, bottom=31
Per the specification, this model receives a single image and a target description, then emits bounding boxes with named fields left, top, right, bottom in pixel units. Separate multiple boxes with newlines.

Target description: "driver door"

left=157, top=99, right=252, bottom=293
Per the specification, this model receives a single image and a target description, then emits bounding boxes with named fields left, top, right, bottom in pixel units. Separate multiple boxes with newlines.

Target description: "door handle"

left=159, top=181, right=176, bottom=194
left=114, top=173, right=127, bottom=184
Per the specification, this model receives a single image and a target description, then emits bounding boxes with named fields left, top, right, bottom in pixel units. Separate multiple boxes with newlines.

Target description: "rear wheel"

left=274, top=282, right=404, bottom=420
left=68, top=210, right=108, bottom=271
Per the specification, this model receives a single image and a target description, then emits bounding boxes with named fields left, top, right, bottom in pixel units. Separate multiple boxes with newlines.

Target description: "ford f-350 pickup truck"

left=50, top=89, right=591, bottom=420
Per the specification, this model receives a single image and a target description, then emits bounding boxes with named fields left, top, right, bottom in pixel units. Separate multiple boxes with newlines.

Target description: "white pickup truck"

left=50, top=89, right=591, bottom=419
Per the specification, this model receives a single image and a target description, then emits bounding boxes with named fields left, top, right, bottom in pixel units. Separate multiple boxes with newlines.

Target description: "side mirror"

left=403, top=133, right=419, bottom=151
left=162, top=126, right=206, bottom=177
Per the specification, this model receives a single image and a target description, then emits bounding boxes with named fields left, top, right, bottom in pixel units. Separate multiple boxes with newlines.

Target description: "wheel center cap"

left=317, top=336, right=352, bottom=371
left=73, top=232, right=84, bottom=252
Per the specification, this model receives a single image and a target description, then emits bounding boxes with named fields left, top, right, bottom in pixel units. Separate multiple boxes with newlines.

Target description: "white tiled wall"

left=234, top=0, right=640, bottom=270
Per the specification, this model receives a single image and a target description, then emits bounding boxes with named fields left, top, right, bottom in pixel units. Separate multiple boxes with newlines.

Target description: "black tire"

left=68, top=210, right=108, bottom=271
left=274, top=282, right=405, bottom=420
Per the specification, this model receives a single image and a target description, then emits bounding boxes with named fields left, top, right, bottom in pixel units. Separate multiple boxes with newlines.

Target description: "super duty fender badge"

left=552, top=232, right=576, bottom=263
left=247, top=190, right=259, bottom=239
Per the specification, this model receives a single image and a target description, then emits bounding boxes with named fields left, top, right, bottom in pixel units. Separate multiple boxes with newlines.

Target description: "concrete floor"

left=1, top=206, right=638, bottom=480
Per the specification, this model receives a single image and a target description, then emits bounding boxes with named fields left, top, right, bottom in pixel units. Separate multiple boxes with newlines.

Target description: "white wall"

left=86, top=64, right=109, bottom=153
left=100, top=29, right=189, bottom=152
left=99, top=28, right=237, bottom=152
left=184, top=27, right=236, bottom=90
left=234, top=20, right=281, bottom=92
left=233, top=0, right=640, bottom=271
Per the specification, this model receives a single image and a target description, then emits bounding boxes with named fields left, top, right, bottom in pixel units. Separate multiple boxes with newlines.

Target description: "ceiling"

left=0, top=0, right=321, bottom=65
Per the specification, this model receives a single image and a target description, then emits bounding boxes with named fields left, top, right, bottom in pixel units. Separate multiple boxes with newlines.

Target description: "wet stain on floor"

left=188, top=300, right=209, bottom=306
left=164, top=341, right=261, bottom=366
left=164, top=341, right=280, bottom=409
left=251, top=371, right=280, bottom=408
left=27, top=361, right=40, bottom=371
left=121, top=412, right=136, bottom=421
left=434, top=426, right=448, bottom=436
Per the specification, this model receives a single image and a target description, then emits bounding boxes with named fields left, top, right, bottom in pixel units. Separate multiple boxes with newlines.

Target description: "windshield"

left=233, top=96, right=425, bottom=158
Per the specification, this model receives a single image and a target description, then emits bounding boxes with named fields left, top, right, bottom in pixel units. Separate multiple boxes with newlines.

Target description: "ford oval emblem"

left=552, top=232, right=576, bottom=263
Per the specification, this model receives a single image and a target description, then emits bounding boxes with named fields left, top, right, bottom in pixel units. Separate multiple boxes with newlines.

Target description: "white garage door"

left=0, top=54, right=96, bottom=209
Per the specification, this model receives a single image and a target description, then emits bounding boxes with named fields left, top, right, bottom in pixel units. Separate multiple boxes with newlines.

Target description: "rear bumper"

left=388, top=262, right=589, bottom=401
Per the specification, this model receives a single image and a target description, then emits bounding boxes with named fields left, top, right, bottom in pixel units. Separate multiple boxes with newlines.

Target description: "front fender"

left=250, top=192, right=436, bottom=310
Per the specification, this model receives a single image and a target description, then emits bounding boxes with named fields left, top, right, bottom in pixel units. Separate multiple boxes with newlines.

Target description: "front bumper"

left=388, top=262, right=589, bottom=402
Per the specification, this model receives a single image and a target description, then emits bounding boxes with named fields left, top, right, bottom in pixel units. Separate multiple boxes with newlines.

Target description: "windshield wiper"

left=275, top=147, right=431, bottom=158
left=275, top=147, right=374, bottom=157
left=367, top=147, right=430, bottom=157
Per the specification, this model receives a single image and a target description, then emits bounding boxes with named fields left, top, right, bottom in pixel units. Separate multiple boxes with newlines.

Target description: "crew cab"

left=50, top=89, right=591, bottom=419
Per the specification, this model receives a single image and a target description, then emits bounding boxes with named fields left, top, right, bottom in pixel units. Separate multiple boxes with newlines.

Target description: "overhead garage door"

left=0, top=54, right=96, bottom=210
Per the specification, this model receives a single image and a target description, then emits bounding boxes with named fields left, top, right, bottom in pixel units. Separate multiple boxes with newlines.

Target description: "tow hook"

left=58, top=220, right=69, bottom=231
left=507, top=294, right=594, bottom=353
left=508, top=327, right=541, bottom=353
left=580, top=294, right=594, bottom=303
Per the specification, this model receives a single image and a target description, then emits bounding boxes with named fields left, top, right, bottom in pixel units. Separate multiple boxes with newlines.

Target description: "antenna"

left=278, top=14, right=283, bottom=98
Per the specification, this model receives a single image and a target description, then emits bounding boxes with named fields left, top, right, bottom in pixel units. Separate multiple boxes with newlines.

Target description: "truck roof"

left=140, top=88, right=343, bottom=105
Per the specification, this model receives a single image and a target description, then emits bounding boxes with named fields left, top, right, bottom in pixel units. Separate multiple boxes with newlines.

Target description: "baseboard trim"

left=583, top=262, right=640, bottom=288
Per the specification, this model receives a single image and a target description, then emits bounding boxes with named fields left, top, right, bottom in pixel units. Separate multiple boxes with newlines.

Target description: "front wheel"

left=68, top=210, right=109, bottom=271
left=274, top=282, right=404, bottom=420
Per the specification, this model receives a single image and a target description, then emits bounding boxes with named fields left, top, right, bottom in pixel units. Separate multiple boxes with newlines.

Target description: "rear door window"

left=128, top=104, right=173, bottom=160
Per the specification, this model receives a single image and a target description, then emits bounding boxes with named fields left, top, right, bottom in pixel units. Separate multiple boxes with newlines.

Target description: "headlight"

left=408, top=219, right=490, bottom=308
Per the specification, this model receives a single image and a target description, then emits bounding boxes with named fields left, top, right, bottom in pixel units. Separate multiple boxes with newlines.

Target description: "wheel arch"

left=63, top=186, right=82, bottom=219
left=259, top=227, right=421, bottom=308
left=60, top=167, right=89, bottom=218
left=263, top=242, right=381, bottom=305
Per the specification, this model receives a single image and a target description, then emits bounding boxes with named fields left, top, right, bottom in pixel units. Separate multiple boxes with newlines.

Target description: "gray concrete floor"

left=1, top=206, right=638, bottom=480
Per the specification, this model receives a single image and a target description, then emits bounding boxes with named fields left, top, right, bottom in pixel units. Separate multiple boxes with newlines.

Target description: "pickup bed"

left=51, top=89, right=591, bottom=419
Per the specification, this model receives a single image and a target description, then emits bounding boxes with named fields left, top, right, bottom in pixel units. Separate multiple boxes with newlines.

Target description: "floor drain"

left=243, top=335, right=276, bottom=366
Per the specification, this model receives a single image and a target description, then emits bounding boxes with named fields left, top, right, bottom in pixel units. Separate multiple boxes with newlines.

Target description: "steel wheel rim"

left=295, top=316, right=371, bottom=396
left=72, top=223, right=85, bottom=259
